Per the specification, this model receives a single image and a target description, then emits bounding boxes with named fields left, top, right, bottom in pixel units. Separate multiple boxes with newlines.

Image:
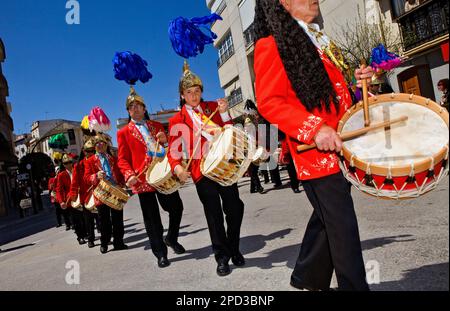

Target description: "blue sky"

left=0, top=0, right=224, bottom=140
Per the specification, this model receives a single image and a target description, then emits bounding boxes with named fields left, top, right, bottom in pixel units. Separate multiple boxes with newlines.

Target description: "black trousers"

left=249, top=163, right=263, bottom=192
left=54, top=203, right=63, bottom=226
left=83, top=208, right=96, bottom=243
left=156, top=191, right=184, bottom=244
left=195, top=177, right=244, bottom=263
left=291, top=172, right=369, bottom=291
left=137, top=192, right=168, bottom=259
left=261, top=165, right=282, bottom=185
left=97, top=204, right=124, bottom=248
left=72, top=208, right=86, bottom=240
left=61, top=207, right=72, bottom=228
left=286, top=156, right=300, bottom=190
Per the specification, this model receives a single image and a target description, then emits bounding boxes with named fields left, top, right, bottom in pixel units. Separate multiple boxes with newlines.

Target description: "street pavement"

left=0, top=172, right=448, bottom=291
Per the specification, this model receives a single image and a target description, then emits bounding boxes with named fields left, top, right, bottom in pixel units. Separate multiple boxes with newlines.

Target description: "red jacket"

left=117, top=120, right=165, bottom=194
left=167, top=101, right=233, bottom=183
left=254, top=36, right=352, bottom=180
left=84, top=153, right=125, bottom=207
left=48, top=177, right=57, bottom=204
left=69, top=159, right=89, bottom=204
left=56, top=169, right=72, bottom=206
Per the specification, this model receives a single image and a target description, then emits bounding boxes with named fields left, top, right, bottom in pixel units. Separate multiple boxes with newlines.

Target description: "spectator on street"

left=437, top=78, right=449, bottom=111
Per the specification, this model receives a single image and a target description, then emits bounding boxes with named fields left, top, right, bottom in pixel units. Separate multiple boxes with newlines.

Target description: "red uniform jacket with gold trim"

left=117, top=120, right=165, bottom=194
left=56, top=170, right=72, bottom=206
left=254, top=36, right=352, bottom=180
left=167, top=101, right=233, bottom=183
left=69, top=159, right=89, bottom=205
left=84, top=153, right=125, bottom=207
left=48, top=177, right=57, bottom=204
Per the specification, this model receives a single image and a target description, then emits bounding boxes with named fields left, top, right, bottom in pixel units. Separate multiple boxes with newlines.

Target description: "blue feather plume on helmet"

left=113, top=51, right=153, bottom=85
left=168, top=13, right=222, bottom=59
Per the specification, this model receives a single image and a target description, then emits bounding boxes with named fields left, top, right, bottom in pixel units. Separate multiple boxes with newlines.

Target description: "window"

left=216, top=0, right=227, bottom=15
left=217, top=32, right=235, bottom=67
left=244, top=23, right=256, bottom=48
left=228, top=88, right=243, bottom=108
left=67, top=129, right=76, bottom=145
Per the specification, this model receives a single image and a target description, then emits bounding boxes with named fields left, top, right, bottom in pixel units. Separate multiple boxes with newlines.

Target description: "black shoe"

left=231, top=253, right=246, bottom=266
left=157, top=256, right=170, bottom=268
left=113, top=243, right=128, bottom=251
left=290, top=279, right=327, bottom=291
left=292, top=188, right=301, bottom=193
left=216, top=262, right=231, bottom=277
left=87, top=241, right=95, bottom=248
left=77, top=238, right=86, bottom=245
left=165, top=238, right=186, bottom=254
left=100, top=245, right=108, bottom=254
left=56, top=224, right=62, bottom=228
left=250, top=189, right=257, bottom=193
left=273, top=183, right=283, bottom=189
left=65, top=226, right=71, bottom=231
left=257, top=186, right=265, bottom=194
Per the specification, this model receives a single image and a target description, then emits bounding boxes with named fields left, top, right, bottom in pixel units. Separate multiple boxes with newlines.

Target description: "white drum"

left=146, top=155, right=182, bottom=195
left=338, top=93, right=449, bottom=199
left=201, top=124, right=255, bottom=186
left=71, top=194, right=84, bottom=211
left=252, top=146, right=270, bottom=166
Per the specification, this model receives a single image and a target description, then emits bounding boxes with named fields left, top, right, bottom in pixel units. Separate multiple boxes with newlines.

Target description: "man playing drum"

left=84, top=133, right=127, bottom=254
left=117, top=88, right=185, bottom=269
left=167, top=63, right=245, bottom=277
left=254, top=0, right=373, bottom=290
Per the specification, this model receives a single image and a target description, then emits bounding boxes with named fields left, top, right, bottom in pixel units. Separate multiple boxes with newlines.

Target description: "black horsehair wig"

left=254, top=0, right=339, bottom=113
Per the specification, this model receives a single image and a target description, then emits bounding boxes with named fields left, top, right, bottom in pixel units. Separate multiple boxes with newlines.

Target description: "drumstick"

left=135, top=139, right=161, bottom=180
left=296, top=115, right=408, bottom=153
left=185, top=107, right=220, bottom=171
left=360, top=61, right=371, bottom=127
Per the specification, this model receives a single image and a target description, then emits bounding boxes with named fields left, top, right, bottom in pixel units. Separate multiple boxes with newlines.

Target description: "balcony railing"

left=398, top=0, right=449, bottom=51
left=244, top=23, right=256, bottom=48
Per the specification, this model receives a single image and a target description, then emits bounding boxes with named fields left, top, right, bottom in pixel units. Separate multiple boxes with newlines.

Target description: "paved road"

left=0, top=172, right=448, bottom=291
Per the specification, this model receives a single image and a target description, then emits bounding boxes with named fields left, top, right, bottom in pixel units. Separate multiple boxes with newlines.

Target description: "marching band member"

left=55, top=155, right=73, bottom=231
left=69, top=140, right=96, bottom=248
left=167, top=63, right=245, bottom=277
left=48, top=168, right=63, bottom=228
left=117, top=88, right=185, bottom=268
left=58, top=153, right=87, bottom=244
left=254, top=0, right=373, bottom=290
left=84, top=133, right=127, bottom=254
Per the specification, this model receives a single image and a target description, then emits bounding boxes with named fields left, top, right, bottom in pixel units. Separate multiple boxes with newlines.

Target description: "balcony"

left=398, top=0, right=449, bottom=52
left=244, top=23, right=256, bottom=49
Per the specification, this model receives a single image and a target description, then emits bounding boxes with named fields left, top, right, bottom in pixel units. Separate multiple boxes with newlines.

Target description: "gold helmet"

left=93, top=133, right=109, bottom=145
left=371, top=76, right=383, bottom=85
left=179, top=60, right=203, bottom=94
left=126, top=86, right=146, bottom=110
left=83, top=139, right=95, bottom=151
left=62, top=153, right=73, bottom=164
